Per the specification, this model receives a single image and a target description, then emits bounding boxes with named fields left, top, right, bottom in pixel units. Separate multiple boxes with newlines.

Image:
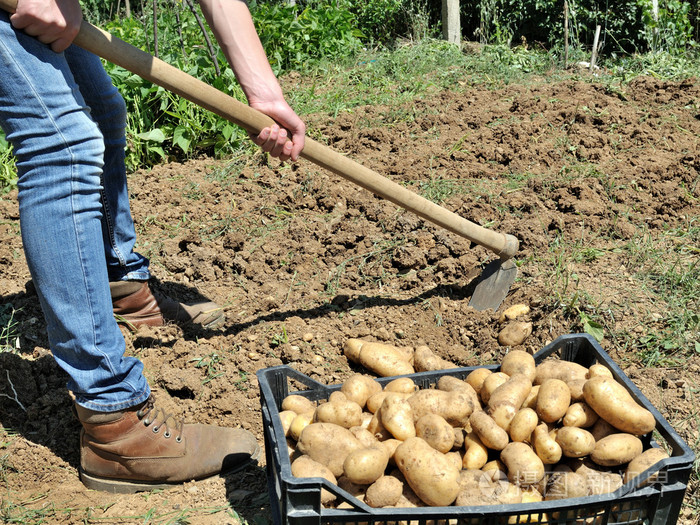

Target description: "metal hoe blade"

left=468, top=258, right=518, bottom=311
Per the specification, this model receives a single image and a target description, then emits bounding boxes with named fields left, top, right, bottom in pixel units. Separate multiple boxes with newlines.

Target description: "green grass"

left=288, top=40, right=559, bottom=117
left=624, top=220, right=700, bottom=366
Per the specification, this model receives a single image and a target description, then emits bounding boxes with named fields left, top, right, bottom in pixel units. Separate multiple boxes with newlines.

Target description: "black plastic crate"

left=257, top=333, right=694, bottom=525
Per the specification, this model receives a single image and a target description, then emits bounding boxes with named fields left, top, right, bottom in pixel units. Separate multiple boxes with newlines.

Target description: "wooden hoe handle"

left=0, top=0, right=519, bottom=259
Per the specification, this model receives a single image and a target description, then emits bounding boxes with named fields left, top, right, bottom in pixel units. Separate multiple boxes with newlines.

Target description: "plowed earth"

left=1, top=72, right=698, bottom=524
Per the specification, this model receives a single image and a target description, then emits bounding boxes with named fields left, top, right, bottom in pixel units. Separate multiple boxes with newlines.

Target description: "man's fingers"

left=252, top=123, right=303, bottom=163
left=50, top=36, right=72, bottom=52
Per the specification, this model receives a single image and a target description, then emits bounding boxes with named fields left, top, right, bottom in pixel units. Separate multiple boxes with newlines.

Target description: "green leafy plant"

left=270, top=326, right=289, bottom=347
left=640, top=0, right=695, bottom=52
left=189, top=352, right=224, bottom=384
left=0, top=135, right=16, bottom=194
left=251, top=0, right=364, bottom=75
left=348, top=0, right=408, bottom=44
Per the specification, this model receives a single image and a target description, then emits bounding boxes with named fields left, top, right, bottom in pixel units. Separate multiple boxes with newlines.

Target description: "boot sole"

left=80, top=445, right=261, bottom=494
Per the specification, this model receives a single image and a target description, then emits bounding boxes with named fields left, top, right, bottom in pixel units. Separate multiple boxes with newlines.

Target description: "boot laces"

left=136, top=396, right=184, bottom=442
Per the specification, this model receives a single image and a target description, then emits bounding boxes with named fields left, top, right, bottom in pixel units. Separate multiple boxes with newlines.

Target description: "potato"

left=380, top=438, right=402, bottom=465
left=470, top=410, right=509, bottom=450
left=314, top=396, right=363, bottom=428
left=535, top=360, right=588, bottom=385
left=498, top=321, right=533, bottom=347
left=341, top=374, right=382, bottom=408
left=452, top=427, right=467, bottom=449
left=536, top=379, right=571, bottom=423
left=380, top=393, right=416, bottom=441
left=587, top=363, right=613, bottom=379
left=492, top=480, right=523, bottom=504
left=456, top=469, right=522, bottom=506
left=282, top=394, right=315, bottom=415
left=499, top=303, right=531, bottom=323
left=569, top=458, right=623, bottom=495
left=337, top=475, right=366, bottom=499
left=279, top=410, right=297, bottom=437
left=360, top=411, right=373, bottom=429
left=289, top=411, right=315, bottom=441
left=590, top=417, right=617, bottom=441
left=366, top=391, right=411, bottom=414
left=395, top=437, right=461, bottom=506
left=344, top=338, right=415, bottom=377
left=384, top=377, right=418, bottom=394
left=408, top=388, right=475, bottom=426
left=545, top=471, right=588, bottom=501
left=480, top=372, right=511, bottom=405
left=365, top=475, right=404, bottom=508
left=463, top=432, right=489, bottom=469
left=501, top=442, right=545, bottom=486
left=328, top=391, right=347, bottom=403
left=488, top=373, right=533, bottom=430
left=296, top=422, right=364, bottom=477
left=437, top=376, right=481, bottom=412
left=456, top=469, right=495, bottom=506
left=567, top=379, right=587, bottom=402
left=291, top=456, right=338, bottom=504
left=350, top=426, right=381, bottom=449
left=500, top=350, right=536, bottom=383
left=590, top=433, right=644, bottom=467
left=343, top=446, right=389, bottom=485
left=510, top=487, right=546, bottom=524
left=563, top=401, right=599, bottom=428
left=624, top=447, right=670, bottom=485
left=367, top=411, right=393, bottom=441
left=415, top=413, right=455, bottom=453
left=509, top=408, right=539, bottom=443
left=531, top=423, right=562, bottom=465
left=466, top=368, right=493, bottom=395
left=482, top=459, right=507, bottom=474
left=445, top=450, right=463, bottom=472
left=555, top=427, right=595, bottom=458
left=583, top=376, right=656, bottom=435
left=521, top=384, right=540, bottom=409
left=414, top=345, right=457, bottom=372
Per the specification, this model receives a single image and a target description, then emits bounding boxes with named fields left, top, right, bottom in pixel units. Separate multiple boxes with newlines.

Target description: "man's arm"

left=197, top=0, right=305, bottom=161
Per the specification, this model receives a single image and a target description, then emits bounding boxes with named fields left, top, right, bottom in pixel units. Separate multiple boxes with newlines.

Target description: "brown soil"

left=1, top=73, right=698, bottom=524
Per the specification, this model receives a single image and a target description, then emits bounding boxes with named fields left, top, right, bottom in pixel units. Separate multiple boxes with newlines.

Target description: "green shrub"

left=460, top=0, right=694, bottom=55
left=347, top=0, right=409, bottom=44
left=250, top=0, right=364, bottom=74
left=639, top=0, right=695, bottom=52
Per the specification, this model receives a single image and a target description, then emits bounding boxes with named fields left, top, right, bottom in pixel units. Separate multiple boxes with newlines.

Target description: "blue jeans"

left=0, top=12, right=151, bottom=411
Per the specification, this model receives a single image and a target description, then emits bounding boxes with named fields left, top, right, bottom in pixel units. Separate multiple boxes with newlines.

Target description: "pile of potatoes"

left=277, top=340, right=670, bottom=521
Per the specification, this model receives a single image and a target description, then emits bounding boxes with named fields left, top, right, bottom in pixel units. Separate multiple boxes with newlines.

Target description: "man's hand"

left=11, top=0, right=82, bottom=53
left=250, top=100, right=306, bottom=163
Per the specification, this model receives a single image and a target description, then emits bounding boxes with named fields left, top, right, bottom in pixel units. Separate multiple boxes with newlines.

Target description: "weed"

left=233, top=371, right=249, bottom=392
left=271, top=326, right=289, bottom=347
left=421, top=299, right=444, bottom=327
left=325, top=238, right=406, bottom=295
left=189, top=352, right=224, bottom=384
left=0, top=453, right=17, bottom=483
left=0, top=304, right=19, bottom=354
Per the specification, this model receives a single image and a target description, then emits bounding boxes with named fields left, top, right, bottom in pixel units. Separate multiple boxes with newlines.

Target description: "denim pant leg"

left=0, top=14, right=150, bottom=411
left=63, top=46, right=150, bottom=282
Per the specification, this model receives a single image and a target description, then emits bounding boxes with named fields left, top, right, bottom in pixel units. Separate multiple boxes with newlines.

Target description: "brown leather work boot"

left=110, top=281, right=224, bottom=329
left=76, top=396, right=260, bottom=493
